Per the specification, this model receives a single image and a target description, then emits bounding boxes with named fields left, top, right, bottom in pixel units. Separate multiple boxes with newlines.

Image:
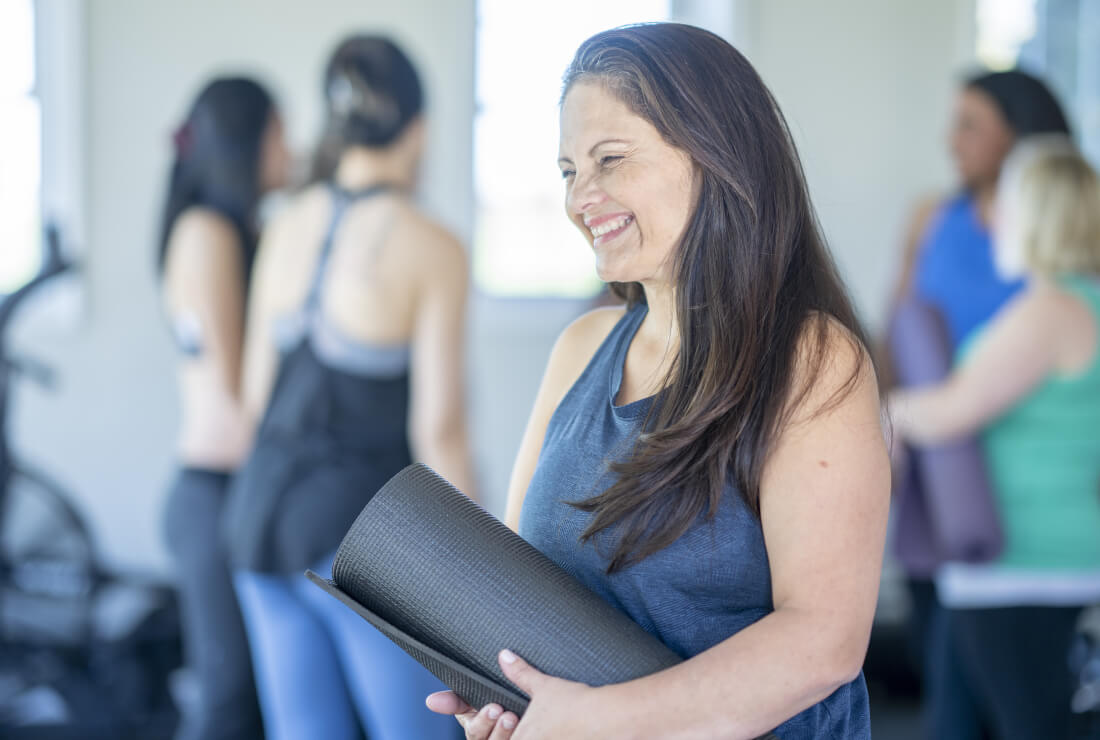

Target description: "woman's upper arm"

left=940, top=291, right=1056, bottom=422
left=891, top=196, right=940, bottom=305
left=877, top=196, right=940, bottom=388
left=165, top=212, right=246, bottom=395
left=407, top=228, right=474, bottom=489
left=503, top=307, right=624, bottom=530
left=894, top=289, right=1058, bottom=443
left=240, top=228, right=284, bottom=423
left=760, top=322, right=891, bottom=678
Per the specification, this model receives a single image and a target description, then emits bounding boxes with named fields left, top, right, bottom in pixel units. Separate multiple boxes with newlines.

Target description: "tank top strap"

left=607, top=302, right=649, bottom=405
left=302, top=182, right=394, bottom=315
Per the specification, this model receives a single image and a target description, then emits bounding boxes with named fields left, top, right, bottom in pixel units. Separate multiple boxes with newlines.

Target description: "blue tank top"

left=519, top=303, right=871, bottom=739
left=913, top=193, right=1024, bottom=349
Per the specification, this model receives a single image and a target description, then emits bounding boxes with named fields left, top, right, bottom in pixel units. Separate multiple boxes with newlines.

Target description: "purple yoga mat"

left=888, top=296, right=1004, bottom=574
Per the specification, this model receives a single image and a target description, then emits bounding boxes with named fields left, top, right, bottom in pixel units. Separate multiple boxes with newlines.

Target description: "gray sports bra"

left=271, top=183, right=410, bottom=378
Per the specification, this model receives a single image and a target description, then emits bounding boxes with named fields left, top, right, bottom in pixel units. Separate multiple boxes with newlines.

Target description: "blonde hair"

left=1001, top=137, right=1100, bottom=276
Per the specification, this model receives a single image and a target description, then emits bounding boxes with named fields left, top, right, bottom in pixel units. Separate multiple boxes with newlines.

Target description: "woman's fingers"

left=461, top=703, right=506, bottom=739
left=487, top=711, right=519, bottom=739
left=425, top=690, right=473, bottom=716
left=424, top=692, right=517, bottom=738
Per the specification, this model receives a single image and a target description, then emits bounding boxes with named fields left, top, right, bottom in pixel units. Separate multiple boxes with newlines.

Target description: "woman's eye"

left=560, top=169, right=576, bottom=180
left=599, top=155, right=623, bottom=167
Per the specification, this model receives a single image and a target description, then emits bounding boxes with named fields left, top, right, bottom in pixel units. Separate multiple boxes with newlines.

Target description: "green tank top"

left=973, top=276, right=1100, bottom=570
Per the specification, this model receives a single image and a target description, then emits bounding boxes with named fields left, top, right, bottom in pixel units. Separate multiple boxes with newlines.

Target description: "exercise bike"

left=0, top=226, right=182, bottom=739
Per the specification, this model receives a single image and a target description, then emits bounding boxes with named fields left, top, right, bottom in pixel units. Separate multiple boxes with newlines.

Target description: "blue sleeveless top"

left=519, top=303, right=871, bottom=739
left=913, top=193, right=1024, bottom=349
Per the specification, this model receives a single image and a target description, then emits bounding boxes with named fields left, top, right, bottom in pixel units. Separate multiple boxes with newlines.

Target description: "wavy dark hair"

left=965, top=69, right=1071, bottom=139
left=156, top=77, right=276, bottom=275
left=310, top=35, right=424, bottom=182
left=564, top=23, right=870, bottom=572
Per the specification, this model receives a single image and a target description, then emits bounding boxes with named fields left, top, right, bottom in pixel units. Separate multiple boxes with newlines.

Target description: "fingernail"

left=502, top=715, right=516, bottom=729
left=500, top=649, right=517, bottom=664
left=487, top=705, right=502, bottom=720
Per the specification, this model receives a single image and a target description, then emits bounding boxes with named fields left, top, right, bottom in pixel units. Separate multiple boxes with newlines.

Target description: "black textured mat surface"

left=315, top=463, right=683, bottom=716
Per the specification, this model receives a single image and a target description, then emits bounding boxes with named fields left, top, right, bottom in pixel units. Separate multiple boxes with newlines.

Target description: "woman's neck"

left=334, top=147, right=412, bottom=191
left=637, top=278, right=680, bottom=372
left=972, top=183, right=996, bottom=227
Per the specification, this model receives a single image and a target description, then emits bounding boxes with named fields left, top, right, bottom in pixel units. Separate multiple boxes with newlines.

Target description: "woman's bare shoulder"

left=542, top=305, right=628, bottom=397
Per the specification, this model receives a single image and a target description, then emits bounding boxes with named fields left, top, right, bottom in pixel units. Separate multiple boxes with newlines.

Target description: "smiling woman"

left=429, top=22, right=890, bottom=740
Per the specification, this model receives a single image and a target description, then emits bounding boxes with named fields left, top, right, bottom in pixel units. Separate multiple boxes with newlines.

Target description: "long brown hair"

left=564, top=23, right=870, bottom=572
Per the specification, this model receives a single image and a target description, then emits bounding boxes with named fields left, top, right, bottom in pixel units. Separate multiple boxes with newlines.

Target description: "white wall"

left=742, top=0, right=977, bottom=331
left=13, top=0, right=979, bottom=573
left=13, top=0, right=475, bottom=573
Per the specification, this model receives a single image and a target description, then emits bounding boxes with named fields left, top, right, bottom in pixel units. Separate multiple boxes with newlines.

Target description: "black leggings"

left=928, top=603, right=1084, bottom=740
left=164, top=468, right=263, bottom=740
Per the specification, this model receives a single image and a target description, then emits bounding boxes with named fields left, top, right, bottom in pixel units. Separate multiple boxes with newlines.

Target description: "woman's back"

left=254, top=183, right=424, bottom=346
left=979, top=277, right=1100, bottom=569
left=229, top=177, right=474, bottom=574
left=243, top=181, right=468, bottom=406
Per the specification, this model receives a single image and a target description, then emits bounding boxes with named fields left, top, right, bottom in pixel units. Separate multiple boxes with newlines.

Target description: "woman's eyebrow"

left=558, top=139, right=632, bottom=166
left=589, top=138, right=630, bottom=155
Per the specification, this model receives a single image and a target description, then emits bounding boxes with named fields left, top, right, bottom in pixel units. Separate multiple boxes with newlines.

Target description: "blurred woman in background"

left=882, top=69, right=1071, bottom=734
left=888, top=70, right=1071, bottom=349
left=891, top=138, right=1100, bottom=739
left=158, top=76, right=291, bottom=740
left=223, top=36, right=472, bottom=740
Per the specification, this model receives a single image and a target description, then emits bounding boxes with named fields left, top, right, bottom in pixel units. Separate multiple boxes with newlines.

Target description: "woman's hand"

left=426, top=650, right=609, bottom=739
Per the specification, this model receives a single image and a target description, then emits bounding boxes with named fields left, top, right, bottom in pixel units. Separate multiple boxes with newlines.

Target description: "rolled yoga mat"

left=887, top=295, right=1004, bottom=570
left=307, top=463, right=683, bottom=717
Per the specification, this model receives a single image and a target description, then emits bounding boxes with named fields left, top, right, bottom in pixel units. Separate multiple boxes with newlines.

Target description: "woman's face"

left=558, top=81, right=695, bottom=287
left=949, top=88, right=1015, bottom=189
left=259, top=112, right=292, bottom=192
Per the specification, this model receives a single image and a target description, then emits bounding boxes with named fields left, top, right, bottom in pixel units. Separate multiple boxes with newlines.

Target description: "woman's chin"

left=594, top=258, right=634, bottom=285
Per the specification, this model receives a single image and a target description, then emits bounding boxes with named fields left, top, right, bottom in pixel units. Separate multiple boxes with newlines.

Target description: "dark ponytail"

left=309, top=35, right=423, bottom=183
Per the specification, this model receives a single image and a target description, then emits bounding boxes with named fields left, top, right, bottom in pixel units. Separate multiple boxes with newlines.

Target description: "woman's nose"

left=567, top=172, right=606, bottom=217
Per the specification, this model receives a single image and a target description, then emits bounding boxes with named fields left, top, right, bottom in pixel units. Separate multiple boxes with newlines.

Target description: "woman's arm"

left=889, top=196, right=940, bottom=308
left=166, top=210, right=247, bottom=394
left=425, top=306, right=625, bottom=734
left=875, top=196, right=939, bottom=388
left=407, top=227, right=478, bottom=498
left=889, top=287, right=1059, bottom=445
left=239, top=225, right=283, bottom=429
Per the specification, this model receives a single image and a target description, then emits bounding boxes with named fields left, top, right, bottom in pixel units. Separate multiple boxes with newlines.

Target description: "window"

left=0, top=0, right=41, bottom=292
left=975, top=0, right=1038, bottom=70
left=473, top=0, right=670, bottom=298
left=977, top=0, right=1100, bottom=166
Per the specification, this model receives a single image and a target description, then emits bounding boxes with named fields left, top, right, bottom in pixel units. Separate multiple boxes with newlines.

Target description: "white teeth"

left=590, top=215, right=633, bottom=238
